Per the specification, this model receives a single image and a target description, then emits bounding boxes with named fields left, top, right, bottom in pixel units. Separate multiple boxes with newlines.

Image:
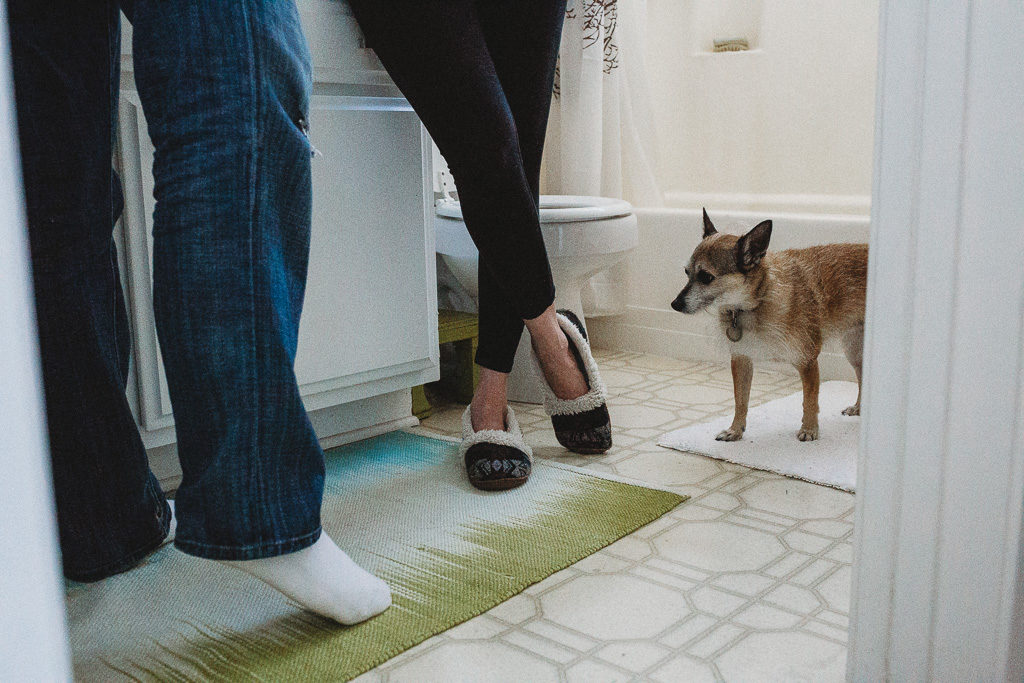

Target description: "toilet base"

left=506, top=288, right=586, bottom=404
left=506, top=334, right=545, bottom=404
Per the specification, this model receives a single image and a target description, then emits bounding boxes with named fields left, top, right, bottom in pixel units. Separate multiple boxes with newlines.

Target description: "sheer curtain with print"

left=541, top=0, right=662, bottom=206
left=541, top=0, right=662, bottom=316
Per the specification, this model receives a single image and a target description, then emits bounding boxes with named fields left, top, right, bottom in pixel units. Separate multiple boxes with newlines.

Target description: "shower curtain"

left=541, top=0, right=662, bottom=316
left=541, top=0, right=663, bottom=207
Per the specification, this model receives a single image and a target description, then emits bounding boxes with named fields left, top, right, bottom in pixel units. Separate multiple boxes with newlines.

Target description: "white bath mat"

left=658, top=381, right=860, bottom=491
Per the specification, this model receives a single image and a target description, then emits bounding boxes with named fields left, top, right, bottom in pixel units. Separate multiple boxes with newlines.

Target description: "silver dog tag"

left=726, top=312, right=743, bottom=342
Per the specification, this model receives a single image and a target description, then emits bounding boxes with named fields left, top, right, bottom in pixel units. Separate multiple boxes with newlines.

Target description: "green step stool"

left=412, top=310, right=480, bottom=420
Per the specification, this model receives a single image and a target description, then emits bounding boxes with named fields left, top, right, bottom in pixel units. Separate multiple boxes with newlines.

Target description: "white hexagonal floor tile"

left=716, top=632, right=847, bottom=682
left=740, top=479, right=854, bottom=519
left=595, top=641, right=671, bottom=673
left=764, top=583, right=822, bottom=615
left=817, top=565, right=852, bottom=613
left=487, top=594, right=538, bottom=624
left=603, top=535, right=654, bottom=561
left=734, top=603, right=805, bottom=630
left=613, top=450, right=721, bottom=486
left=652, top=521, right=786, bottom=572
left=566, top=659, right=631, bottom=683
left=388, top=642, right=559, bottom=683
left=627, top=355, right=687, bottom=371
left=540, top=574, right=689, bottom=640
left=655, top=382, right=735, bottom=406
left=600, top=368, right=646, bottom=388
left=607, top=403, right=677, bottom=429
left=650, top=654, right=718, bottom=683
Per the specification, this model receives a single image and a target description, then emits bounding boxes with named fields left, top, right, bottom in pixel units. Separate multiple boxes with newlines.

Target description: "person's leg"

left=347, top=1, right=555, bottom=334
left=472, top=0, right=611, bottom=457
left=129, top=0, right=388, bottom=623
left=473, top=0, right=566, bottom=369
left=346, top=1, right=584, bottom=432
left=7, top=0, right=171, bottom=582
left=469, top=0, right=589, bottom=429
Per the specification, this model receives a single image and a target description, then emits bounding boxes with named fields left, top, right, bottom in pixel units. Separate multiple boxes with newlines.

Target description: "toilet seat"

left=436, top=195, right=633, bottom=224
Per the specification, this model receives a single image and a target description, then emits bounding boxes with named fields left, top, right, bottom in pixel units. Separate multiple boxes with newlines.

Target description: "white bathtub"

left=588, top=203, right=870, bottom=381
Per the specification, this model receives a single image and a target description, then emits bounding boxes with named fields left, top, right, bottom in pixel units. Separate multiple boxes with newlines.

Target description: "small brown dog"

left=671, top=209, right=868, bottom=441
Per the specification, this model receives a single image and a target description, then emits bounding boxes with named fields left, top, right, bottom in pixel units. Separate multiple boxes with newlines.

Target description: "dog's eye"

left=696, top=270, right=715, bottom=285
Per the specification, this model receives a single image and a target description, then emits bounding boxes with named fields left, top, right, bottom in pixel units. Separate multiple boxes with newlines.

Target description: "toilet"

left=435, top=194, right=639, bottom=403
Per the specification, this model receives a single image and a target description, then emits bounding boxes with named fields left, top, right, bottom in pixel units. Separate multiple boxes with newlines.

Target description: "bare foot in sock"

left=219, top=534, right=392, bottom=625
left=533, top=329, right=589, bottom=400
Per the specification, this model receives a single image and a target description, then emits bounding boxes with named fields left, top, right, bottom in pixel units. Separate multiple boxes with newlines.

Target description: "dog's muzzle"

left=671, top=292, right=689, bottom=313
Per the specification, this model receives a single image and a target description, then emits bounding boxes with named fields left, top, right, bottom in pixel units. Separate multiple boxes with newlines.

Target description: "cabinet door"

left=117, top=92, right=174, bottom=438
left=296, top=95, right=438, bottom=411
left=116, top=92, right=437, bottom=445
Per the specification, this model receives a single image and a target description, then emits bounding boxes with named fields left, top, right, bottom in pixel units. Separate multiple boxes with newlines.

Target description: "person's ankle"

left=469, top=368, right=509, bottom=432
left=532, top=326, right=570, bottom=358
left=532, top=330, right=588, bottom=399
left=470, top=393, right=506, bottom=431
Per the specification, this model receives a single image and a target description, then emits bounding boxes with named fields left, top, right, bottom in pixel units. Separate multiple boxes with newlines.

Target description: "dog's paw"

left=842, top=405, right=860, bottom=416
left=716, top=427, right=744, bottom=442
left=797, top=427, right=819, bottom=441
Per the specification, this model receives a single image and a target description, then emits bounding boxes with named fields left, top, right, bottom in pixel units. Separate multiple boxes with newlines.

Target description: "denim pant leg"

left=8, top=0, right=171, bottom=582
left=129, top=0, right=324, bottom=560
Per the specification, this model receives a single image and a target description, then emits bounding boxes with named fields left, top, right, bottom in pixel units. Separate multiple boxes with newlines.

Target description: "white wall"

left=588, top=1, right=880, bottom=369
left=0, top=7, right=73, bottom=680
left=645, top=0, right=879, bottom=210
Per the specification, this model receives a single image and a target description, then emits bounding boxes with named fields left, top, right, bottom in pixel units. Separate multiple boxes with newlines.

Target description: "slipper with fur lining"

left=531, top=310, right=613, bottom=454
left=459, top=404, right=533, bottom=491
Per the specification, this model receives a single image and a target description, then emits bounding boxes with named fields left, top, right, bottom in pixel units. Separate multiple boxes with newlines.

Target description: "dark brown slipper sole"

left=471, top=476, right=530, bottom=491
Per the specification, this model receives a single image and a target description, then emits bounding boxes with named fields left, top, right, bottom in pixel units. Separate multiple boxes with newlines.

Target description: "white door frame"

left=849, top=1, right=1024, bottom=680
left=0, top=6, right=74, bottom=681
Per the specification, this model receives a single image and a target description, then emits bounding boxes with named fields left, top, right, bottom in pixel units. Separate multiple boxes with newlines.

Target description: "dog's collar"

left=724, top=308, right=744, bottom=342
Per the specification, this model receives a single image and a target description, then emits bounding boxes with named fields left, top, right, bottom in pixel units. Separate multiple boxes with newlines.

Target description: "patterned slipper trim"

left=459, top=405, right=533, bottom=487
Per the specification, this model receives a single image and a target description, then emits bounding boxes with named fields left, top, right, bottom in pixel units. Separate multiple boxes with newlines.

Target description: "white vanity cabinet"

left=115, top=1, right=438, bottom=482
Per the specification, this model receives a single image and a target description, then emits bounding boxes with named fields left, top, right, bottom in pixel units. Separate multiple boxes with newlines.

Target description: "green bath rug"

left=67, top=431, right=686, bottom=681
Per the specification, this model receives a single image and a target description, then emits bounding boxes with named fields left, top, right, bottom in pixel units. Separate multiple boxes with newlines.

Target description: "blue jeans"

left=348, top=0, right=566, bottom=373
left=9, top=0, right=322, bottom=580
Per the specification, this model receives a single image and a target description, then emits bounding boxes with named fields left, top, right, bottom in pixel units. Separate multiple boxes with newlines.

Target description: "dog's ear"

left=736, top=220, right=772, bottom=272
left=702, top=208, right=717, bottom=238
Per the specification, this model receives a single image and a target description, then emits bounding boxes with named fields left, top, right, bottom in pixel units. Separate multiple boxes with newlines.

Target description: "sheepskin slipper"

left=532, top=310, right=613, bottom=455
left=459, top=404, right=533, bottom=491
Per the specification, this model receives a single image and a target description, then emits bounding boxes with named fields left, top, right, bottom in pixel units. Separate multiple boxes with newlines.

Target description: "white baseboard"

left=589, top=307, right=856, bottom=382
left=316, top=415, right=419, bottom=452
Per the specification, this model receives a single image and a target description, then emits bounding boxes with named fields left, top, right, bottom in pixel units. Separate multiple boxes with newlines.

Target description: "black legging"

left=348, top=0, right=566, bottom=374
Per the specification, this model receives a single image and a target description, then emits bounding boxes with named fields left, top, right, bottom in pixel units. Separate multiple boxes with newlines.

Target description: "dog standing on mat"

left=671, top=209, right=868, bottom=441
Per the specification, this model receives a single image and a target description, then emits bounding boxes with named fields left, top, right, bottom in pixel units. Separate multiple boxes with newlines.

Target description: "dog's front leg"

left=717, top=355, right=753, bottom=441
left=797, top=359, right=820, bottom=441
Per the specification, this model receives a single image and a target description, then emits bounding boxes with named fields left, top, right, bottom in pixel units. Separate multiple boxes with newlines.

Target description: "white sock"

left=218, top=534, right=392, bottom=625
left=163, top=499, right=177, bottom=546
